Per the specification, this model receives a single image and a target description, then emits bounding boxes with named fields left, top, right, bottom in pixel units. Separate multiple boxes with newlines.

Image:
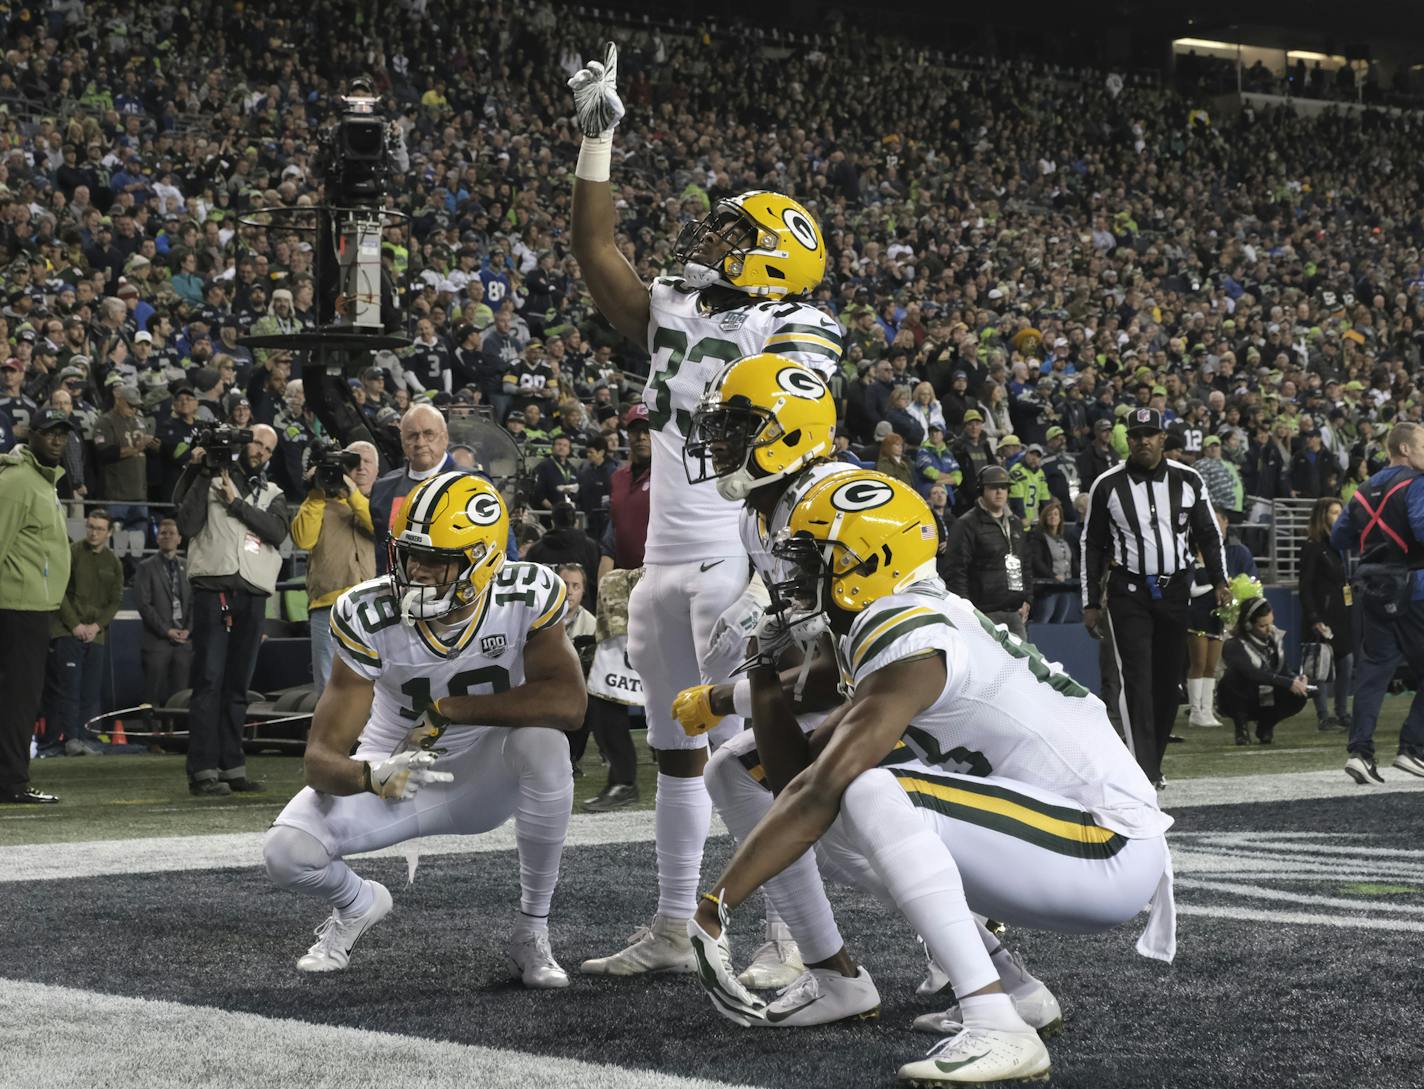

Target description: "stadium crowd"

left=3, top=0, right=1423, bottom=782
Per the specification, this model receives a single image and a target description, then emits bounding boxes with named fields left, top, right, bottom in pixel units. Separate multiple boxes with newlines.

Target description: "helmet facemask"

left=674, top=205, right=764, bottom=293
left=684, top=394, right=791, bottom=499
left=389, top=537, right=488, bottom=626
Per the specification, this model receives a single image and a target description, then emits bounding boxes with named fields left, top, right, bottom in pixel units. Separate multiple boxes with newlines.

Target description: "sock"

left=507, top=729, right=575, bottom=919
left=515, top=910, right=549, bottom=938
left=654, top=772, right=712, bottom=920
left=837, top=768, right=998, bottom=998
left=338, top=878, right=375, bottom=920
left=960, top=992, right=1032, bottom=1033
left=704, top=745, right=844, bottom=962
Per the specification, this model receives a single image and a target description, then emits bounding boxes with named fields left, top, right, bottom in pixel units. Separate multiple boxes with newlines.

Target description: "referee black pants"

left=1102, top=570, right=1189, bottom=782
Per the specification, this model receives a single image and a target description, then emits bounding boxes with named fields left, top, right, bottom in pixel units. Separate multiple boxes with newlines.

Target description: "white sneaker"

left=579, top=914, right=696, bottom=976
left=737, top=920, right=806, bottom=990
left=913, top=979, right=1064, bottom=1039
left=1345, top=754, right=1386, bottom=785
left=1393, top=751, right=1424, bottom=778
left=296, top=881, right=392, bottom=972
left=763, top=966, right=881, bottom=1027
left=507, top=929, right=570, bottom=989
left=898, top=1025, right=1051, bottom=1085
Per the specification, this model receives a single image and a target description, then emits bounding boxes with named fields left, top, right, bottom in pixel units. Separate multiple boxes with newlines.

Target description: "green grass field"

left=1, top=697, right=1396, bottom=847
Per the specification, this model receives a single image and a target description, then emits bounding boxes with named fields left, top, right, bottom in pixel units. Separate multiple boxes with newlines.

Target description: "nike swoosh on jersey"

left=699, top=560, right=725, bottom=572
left=766, top=995, right=821, bottom=1023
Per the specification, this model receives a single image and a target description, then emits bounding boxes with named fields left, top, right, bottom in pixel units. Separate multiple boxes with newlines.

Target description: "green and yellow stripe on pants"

left=888, top=767, right=1127, bottom=860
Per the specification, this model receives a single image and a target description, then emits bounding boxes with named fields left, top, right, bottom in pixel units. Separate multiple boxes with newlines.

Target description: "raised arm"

left=568, top=42, right=650, bottom=344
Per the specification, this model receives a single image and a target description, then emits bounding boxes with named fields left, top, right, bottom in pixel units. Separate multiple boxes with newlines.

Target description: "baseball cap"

left=1203, top=435, right=1222, bottom=447
left=133, top=330, right=153, bottom=344
left=1126, top=407, right=1164, bottom=433
left=1094, top=418, right=1114, bottom=432
left=961, top=409, right=984, bottom=423
left=116, top=386, right=144, bottom=406
left=979, top=464, right=1012, bottom=488
left=171, top=383, right=197, bottom=398
left=1026, top=443, right=1045, bottom=455
left=622, top=403, right=650, bottom=429
left=361, top=366, right=385, bottom=381
left=998, top=433, right=1022, bottom=448
left=30, top=408, right=76, bottom=432
left=57, top=366, right=86, bottom=382
left=506, top=410, right=527, bottom=424
left=1, top=357, right=22, bottom=371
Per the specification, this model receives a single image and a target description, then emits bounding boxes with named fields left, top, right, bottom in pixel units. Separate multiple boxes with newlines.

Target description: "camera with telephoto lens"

left=196, top=425, right=254, bottom=470
left=312, top=441, right=362, bottom=495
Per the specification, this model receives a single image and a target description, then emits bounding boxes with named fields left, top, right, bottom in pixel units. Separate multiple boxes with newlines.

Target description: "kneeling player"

left=263, top=472, right=586, bottom=987
left=686, top=472, right=1175, bottom=1084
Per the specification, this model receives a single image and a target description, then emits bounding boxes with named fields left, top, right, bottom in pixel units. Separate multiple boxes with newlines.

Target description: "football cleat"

left=914, top=980, right=1064, bottom=1040
left=763, top=966, right=881, bottom=1027
left=1392, top=751, right=1424, bottom=778
left=296, top=881, right=392, bottom=972
left=686, top=914, right=768, bottom=1027
left=507, top=929, right=570, bottom=989
left=579, top=914, right=696, bottom=976
left=898, top=1025, right=1051, bottom=1086
left=737, top=919, right=806, bottom=990
left=1345, top=755, right=1386, bottom=785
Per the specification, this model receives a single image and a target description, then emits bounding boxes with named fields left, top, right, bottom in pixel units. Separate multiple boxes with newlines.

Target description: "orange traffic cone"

left=112, top=719, right=127, bottom=745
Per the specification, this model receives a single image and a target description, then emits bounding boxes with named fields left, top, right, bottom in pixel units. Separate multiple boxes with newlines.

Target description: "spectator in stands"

left=0, top=356, right=38, bottom=448
left=531, top=433, right=581, bottom=510
left=874, top=432, right=913, bottom=485
left=1289, top=429, right=1329, bottom=500
left=291, top=441, right=379, bottom=694
left=41, top=507, right=123, bottom=757
left=1195, top=435, right=1243, bottom=521
left=1029, top=499, right=1079, bottom=623
left=945, top=465, right=1032, bottom=639
left=1220, top=598, right=1311, bottom=747
left=370, top=404, right=456, bottom=576
left=92, top=385, right=157, bottom=534
left=950, top=409, right=994, bottom=513
left=528, top=503, right=602, bottom=612
left=174, top=424, right=287, bottom=797
left=0, top=409, right=75, bottom=804
left=906, top=381, right=946, bottom=438
left=1009, top=443, right=1050, bottom=528
left=577, top=433, right=618, bottom=542
left=884, top=386, right=924, bottom=447
left=45, top=387, right=88, bottom=506
left=155, top=381, right=203, bottom=499
left=913, top=423, right=960, bottom=501
left=133, top=517, right=194, bottom=721
left=1077, top=418, right=1119, bottom=492
left=1299, top=497, right=1353, bottom=733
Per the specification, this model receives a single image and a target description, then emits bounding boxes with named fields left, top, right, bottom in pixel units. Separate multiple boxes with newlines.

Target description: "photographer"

left=174, top=423, right=289, bottom=797
left=291, top=441, right=378, bottom=693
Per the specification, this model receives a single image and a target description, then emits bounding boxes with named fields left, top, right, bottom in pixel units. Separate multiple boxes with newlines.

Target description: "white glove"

left=366, top=750, right=453, bottom=801
left=705, top=579, right=771, bottom=677
left=567, top=42, right=625, bottom=138
left=687, top=912, right=768, bottom=1028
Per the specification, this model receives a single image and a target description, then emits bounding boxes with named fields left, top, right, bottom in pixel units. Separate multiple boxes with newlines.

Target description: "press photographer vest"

left=187, top=480, right=285, bottom=595
left=1349, top=467, right=1424, bottom=570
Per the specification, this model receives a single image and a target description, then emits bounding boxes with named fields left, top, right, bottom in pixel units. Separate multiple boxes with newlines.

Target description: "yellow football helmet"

left=673, top=191, right=825, bottom=300
left=774, top=471, right=939, bottom=614
left=389, top=471, right=508, bottom=623
left=684, top=355, right=836, bottom=500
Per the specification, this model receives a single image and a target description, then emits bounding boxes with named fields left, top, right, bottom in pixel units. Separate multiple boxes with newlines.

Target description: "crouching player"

left=686, top=471, right=1175, bottom=1085
left=263, top=472, right=586, bottom=987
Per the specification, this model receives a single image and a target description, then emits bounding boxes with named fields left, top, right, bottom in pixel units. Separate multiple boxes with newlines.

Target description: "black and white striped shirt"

left=1081, top=458, right=1227, bottom=608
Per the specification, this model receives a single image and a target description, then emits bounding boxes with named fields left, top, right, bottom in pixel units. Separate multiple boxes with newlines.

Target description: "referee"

left=1081, top=407, right=1231, bottom=786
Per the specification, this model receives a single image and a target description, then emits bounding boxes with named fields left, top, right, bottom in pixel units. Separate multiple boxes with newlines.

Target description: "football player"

left=670, top=354, right=880, bottom=1022
left=262, top=472, right=586, bottom=987
left=568, top=44, right=845, bottom=976
left=685, top=472, right=1176, bottom=1085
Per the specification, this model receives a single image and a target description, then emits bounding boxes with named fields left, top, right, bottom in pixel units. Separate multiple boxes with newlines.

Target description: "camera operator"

left=291, top=440, right=378, bottom=693
left=174, top=423, right=289, bottom=797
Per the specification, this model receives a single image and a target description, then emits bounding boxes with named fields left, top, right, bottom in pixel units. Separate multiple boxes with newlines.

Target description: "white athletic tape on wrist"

left=731, top=678, right=754, bottom=719
left=576, top=136, right=612, bottom=182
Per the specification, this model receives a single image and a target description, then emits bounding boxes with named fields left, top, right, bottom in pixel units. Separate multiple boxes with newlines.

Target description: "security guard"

left=1329, top=420, right=1424, bottom=784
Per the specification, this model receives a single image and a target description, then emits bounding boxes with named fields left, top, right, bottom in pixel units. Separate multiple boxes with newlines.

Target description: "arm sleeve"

left=173, top=464, right=210, bottom=540
left=95, top=553, right=123, bottom=629
left=1029, top=532, right=1052, bottom=580
left=943, top=518, right=972, bottom=597
left=231, top=491, right=290, bottom=547
left=57, top=555, right=81, bottom=630
left=1081, top=473, right=1111, bottom=609
left=329, top=591, right=382, bottom=681
left=1189, top=477, right=1227, bottom=584
left=762, top=311, right=845, bottom=382
left=290, top=494, right=326, bottom=550
left=133, top=565, right=167, bottom=637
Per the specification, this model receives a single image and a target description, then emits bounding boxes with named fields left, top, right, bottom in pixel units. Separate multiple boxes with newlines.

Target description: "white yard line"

left=1174, top=903, right=1424, bottom=933
left=0, top=977, right=758, bottom=1089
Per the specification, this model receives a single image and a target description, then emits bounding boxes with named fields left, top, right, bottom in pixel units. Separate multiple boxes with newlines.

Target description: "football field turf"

left=4, top=704, right=1422, bottom=1089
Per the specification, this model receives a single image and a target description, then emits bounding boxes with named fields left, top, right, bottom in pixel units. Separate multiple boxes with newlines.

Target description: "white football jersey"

left=837, top=582, right=1171, bottom=839
left=329, top=562, right=568, bottom=758
left=739, top=460, right=858, bottom=586
left=643, top=277, right=844, bottom=564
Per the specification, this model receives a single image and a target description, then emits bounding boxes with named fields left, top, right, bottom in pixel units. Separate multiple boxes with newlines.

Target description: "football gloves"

left=687, top=908, right=769, bottom=1027
left=704, top=579, right=771, bottom=679
left=568, top=42, right=625, bottom=138
left=367, top=750, right=453, bottom=801
left=673, top=684, right=723, bottom=737
left=400, top=703, right=452, bottom=754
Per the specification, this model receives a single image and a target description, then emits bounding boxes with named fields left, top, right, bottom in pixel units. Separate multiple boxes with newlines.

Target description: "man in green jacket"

left=0, top=409, right=74, bottom=804
left=41, top=509, right=124, bottom=757
left=1009, top=443, right=1052, bottom=528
